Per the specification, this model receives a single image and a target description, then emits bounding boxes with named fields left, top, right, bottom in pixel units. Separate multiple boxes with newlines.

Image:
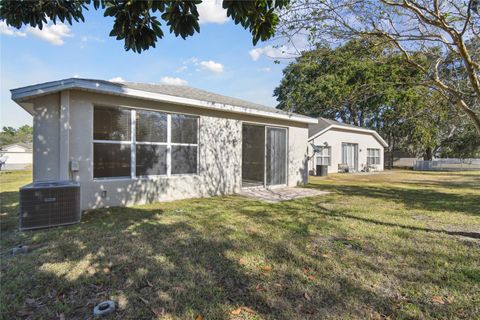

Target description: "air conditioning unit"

left=19, top=181, right=81, bottom=231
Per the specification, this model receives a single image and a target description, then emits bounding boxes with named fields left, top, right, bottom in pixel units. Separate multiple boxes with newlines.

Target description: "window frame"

left=316, top=146, right=331, bottom=166
left=93, top=106, right=199, bottom=180
left=367, top=148, right=381, bottom=166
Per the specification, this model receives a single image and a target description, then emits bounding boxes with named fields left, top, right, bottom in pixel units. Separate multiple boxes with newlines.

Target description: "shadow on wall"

left=85, top=118, right=242, bottom=209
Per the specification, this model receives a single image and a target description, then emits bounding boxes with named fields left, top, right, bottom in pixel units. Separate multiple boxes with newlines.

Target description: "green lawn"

left=1, top=170, right=479, bottom=319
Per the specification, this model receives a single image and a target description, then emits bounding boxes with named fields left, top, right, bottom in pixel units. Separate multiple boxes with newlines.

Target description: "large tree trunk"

left=424, top=147, right=433, bottom=161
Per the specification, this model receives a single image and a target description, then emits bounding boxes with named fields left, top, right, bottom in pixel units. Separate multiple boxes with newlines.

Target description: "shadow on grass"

left=307, top=183, right=480, bottom=216
left=1, top=202, right=396, bottom=319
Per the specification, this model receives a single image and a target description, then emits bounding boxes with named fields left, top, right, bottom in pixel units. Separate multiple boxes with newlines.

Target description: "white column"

left=59, top=90, right=70, bottom=180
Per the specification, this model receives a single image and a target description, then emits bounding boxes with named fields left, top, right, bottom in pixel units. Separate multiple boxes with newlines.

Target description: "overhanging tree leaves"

left=277, top=0, right=480, bottom=136
left=0, top=0, right=289, bottom=53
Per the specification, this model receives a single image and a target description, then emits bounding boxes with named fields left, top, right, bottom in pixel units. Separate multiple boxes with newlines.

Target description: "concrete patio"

left=239, top=187, right=329, bottom=203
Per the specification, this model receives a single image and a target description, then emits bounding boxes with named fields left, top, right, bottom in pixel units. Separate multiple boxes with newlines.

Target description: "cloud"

left=249, top=45, right=298, bottom=61
left=0, top=21, right=26, bottom=37
left=175, top=66, right=188, bottom=73
left=26, top=23, right=72, bottom=45
left=197, top=0, right=228, bottom=24
left=159, top=76, right=188, bottom=86
left=199, top=60, right=224, bottom=73
left=109, top=77, right=126, bottom=82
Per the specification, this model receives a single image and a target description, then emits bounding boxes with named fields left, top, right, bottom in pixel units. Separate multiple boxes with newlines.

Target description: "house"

left=308, top=118, right=388, bottom=174
left=11, top=78, right=317, bottom=210
left=0, top=142, right=33, bottom=170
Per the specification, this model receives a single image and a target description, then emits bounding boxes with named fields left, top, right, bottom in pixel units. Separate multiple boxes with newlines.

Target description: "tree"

left=0, top=0, right=289, bottom=53
left=277, top=0, right=480, bottom=136
left=274, top=38, right=450, bottom=160
left=0, top=125, right=33, bottom=146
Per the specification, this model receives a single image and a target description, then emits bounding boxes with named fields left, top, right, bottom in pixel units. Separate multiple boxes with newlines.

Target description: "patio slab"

left=239, top=187, right=329, bottom=203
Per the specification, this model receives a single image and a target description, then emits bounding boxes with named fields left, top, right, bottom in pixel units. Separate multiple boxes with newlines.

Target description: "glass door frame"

left=241, top=122, right=289, bottom=188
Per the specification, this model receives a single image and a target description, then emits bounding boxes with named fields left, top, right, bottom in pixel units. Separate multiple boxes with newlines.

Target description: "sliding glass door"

left=266, top=127, right=287, bottom=186
left=242, top=124, right=265, bottom=187
left=242, top=124, right=287, bottom=188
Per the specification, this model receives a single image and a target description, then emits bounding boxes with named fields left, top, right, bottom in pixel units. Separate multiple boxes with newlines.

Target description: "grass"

left=1, top=170, right=479, bottom=319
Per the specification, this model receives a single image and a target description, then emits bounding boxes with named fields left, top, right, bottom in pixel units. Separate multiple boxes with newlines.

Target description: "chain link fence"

left=414, top=159, right=480, bottom=171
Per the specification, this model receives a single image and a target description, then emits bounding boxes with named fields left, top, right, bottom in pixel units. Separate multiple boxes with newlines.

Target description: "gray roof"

left=308, top=118, right=363, bottom=137
left=11, top=78, right=316, bottom=123
left=1, top=142, right=32, bottom=151
left=119, top=80, right=310, bottom=119
left=309, top=117, right=388, bottom=147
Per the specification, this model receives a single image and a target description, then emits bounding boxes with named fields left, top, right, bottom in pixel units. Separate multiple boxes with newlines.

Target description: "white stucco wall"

left=29, top=90, right=309, bottom=210
left=309, top=128, right=385, bottom=174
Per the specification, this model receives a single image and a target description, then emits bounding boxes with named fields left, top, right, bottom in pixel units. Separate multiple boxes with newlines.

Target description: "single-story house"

left=0, top=142, right=33, bottom=170
left=11, top=78, right=317, bottom=210
left=308, top=118, right=388, bottom=174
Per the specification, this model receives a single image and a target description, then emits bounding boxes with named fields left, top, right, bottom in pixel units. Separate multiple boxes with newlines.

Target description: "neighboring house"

left=308, top=118, right=388, bottom=174
left=11, top=78, right=317, bottom=210
left=0, top=142, right=32, bottom=170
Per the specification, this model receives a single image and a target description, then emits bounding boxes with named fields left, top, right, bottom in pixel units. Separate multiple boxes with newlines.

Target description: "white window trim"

left=367, top=148, right=381, bottom=166
left=316, top=146, right=331, bottom=166
left=93, top=106, right=199, bottom=180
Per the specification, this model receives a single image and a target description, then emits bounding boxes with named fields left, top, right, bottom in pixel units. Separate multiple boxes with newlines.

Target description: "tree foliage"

left=0, top=125, right=33, bottom=146
left=0, top=0, right=289, bottom=53
left=277, top=0, right=480, bottom=136
left=274, top=38, right=456, bottom=158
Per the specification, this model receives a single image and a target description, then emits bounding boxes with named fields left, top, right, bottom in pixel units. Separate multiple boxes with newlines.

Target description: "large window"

left=316, top=146, right=331, bottom=166
left=93, top=106, right=198, bottom=178
left=367, top=148, right=380, bottom=165
left=93, top=107, right=131, bottom=178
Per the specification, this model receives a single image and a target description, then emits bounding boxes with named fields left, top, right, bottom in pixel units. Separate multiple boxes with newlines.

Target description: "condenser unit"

left=19, top=181, right=81, bottom=231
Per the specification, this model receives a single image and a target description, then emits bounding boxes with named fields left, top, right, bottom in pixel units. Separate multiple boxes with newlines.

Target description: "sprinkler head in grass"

left=93, top=300, right=115, bottom=317
left=12, top=245, right=29, bottom=255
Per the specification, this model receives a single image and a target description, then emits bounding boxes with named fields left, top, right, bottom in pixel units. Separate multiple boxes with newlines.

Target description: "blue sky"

left=0, top=1, right=294, bottom=128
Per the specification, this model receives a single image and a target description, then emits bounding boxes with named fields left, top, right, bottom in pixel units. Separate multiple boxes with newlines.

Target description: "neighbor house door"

left=342, top=143, right=358, bottom=172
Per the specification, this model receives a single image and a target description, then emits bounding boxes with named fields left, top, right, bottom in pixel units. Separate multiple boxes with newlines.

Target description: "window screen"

left=94, top=143, right=131, bottom=178
left=93, top=107, right=198, bottom=178
left=136, top=145, right=167, bottom=176
left=171, top=114, right=198, bottom=144
left=136, top=110, right=167, bottom=142
left=94, top=107, right=131, bottom=141
left=367, top=148, right=380, bottom=165
left=171, top=146, right=198, bottom=174
left=316, top=147, right=331, bottom=166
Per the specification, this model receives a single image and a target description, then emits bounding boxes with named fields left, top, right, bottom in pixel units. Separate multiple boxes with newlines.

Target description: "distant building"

left=0, top=142, right=32, bottom=170
left=308, top=118, right=388, bottom=174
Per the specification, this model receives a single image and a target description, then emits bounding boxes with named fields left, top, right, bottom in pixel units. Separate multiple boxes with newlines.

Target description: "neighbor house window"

left=316, top=146, right=331, bottom=166
left=93, top=106, right=199, bottom=178
left=367, top=148, right=380, bottom=165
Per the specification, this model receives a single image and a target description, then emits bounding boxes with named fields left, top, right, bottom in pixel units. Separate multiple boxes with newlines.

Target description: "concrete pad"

left=239, top=187, right=329, bottom=203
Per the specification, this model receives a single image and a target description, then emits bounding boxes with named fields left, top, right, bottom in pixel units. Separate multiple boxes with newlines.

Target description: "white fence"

left=414, top=158, right=480, bottom=171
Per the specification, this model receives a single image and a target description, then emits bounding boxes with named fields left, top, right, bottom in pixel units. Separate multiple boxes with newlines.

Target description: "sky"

left=0, top=1, right=296, bottom=128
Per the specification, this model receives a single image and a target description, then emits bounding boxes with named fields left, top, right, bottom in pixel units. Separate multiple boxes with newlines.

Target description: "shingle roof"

left=119, top=81, right=312, bottom=120
left=0, top=142, right=33, bottom=151
left=11, top=78, right=316, bottom=123
left=308, top=117, right=388, bottom=147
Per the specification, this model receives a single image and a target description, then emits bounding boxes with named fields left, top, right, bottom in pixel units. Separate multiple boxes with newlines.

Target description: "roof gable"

left=308, top=118, right=388, bottom=147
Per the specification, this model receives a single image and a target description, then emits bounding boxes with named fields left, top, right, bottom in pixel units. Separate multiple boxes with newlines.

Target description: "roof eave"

left=308, top=124, right=389, bottom=147
left=11, top=79, right=317, bottom=124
